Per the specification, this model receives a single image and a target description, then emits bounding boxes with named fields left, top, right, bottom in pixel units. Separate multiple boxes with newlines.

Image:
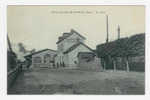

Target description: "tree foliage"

left=18, top=43, right=27, bottom=54
left=96, top=33, right=145, bottom=58
left=7, top=50, right=17, bottom=71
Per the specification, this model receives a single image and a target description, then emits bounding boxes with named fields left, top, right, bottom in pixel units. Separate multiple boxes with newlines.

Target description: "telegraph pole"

left=117, top=25, right=120, bottom=39
left=106, top=15, right=109, bottom=43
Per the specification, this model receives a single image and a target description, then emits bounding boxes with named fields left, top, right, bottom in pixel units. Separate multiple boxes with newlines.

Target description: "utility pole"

left=106, top=15, right=109, bottom=43
left=117, top=25, right=120, bottom=39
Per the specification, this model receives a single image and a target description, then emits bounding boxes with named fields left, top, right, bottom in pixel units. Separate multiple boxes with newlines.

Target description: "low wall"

left=78, top=57, right=103, bottom=71
left=32, top=63, right=54, bottom=68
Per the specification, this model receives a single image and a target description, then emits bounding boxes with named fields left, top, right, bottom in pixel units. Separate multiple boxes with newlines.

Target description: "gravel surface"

left=8, top=69, right=145, bottom=95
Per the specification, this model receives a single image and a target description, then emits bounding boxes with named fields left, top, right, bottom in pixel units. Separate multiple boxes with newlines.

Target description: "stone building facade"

left=55, top=29, right=96, bottom=69
left=25, top=49, right=56, bottom=68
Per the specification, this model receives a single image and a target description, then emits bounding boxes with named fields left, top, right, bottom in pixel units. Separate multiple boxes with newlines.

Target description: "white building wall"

left=55, top=32, right=85, bottom=67
left=63, top=33, right=85, bottom=52
left=67, top=44, right=92, bottom=68
left=54, top=53, right=61, bottom=65
left=57, top=33, right=85, bottom=53
left=63, top=54, right=69, bottom=67
left=31, top=50, right=56, bottom=68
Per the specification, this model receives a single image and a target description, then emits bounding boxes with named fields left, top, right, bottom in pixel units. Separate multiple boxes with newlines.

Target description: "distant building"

left=55, top=29, right=97, bottom=69
left=25, top=49, right=56, bottom=68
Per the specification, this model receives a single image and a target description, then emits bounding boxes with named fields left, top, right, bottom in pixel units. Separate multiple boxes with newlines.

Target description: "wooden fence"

left=100, top=55, right=145, bottom=72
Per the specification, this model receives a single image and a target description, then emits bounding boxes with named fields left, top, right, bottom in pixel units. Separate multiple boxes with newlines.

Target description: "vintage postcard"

left=7, top=5, right=145, bottom=95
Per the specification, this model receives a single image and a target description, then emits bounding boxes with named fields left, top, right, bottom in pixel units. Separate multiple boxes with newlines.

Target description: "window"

left=76, top=38, right=80, bottom=42
left=58, top=44, right=64, bottom=52
left=44, top=54, right=51, bottom=63
left=67, top=39, right=75, bottom=42
left=60, top=44, right=64, bottom=51
left=33, top=57, right=42, bottom=63
left=74, top=61, right=77, bottom=64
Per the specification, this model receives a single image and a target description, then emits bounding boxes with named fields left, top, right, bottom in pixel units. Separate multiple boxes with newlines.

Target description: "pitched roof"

left=24, top=49, right=56, bottom=58
left=56, top=29, right=86, bottom=44
left=77, top=52, right=96, bottom=57
left=63, top=42, right=94, bottom=54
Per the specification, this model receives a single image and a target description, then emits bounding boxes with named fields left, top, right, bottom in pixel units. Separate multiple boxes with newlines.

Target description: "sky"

left=7, top=5, right=145, bottom=51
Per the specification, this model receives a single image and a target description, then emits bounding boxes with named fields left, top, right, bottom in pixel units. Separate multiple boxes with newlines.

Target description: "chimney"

left=117, top=25, right=120, bottom=39
left=58, top=36, right=63, bottom=41
left=63, top=32, right=70, bottom=38
left=70, top=29, right=76, bottom=33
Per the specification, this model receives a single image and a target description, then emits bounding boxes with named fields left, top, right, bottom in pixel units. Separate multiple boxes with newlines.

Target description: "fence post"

left=126, top=57, right=130, bottom=72
left=113, top=58, right=117, bottom=71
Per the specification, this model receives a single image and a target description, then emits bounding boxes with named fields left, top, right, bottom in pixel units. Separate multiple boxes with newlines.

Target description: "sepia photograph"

left=7, top=5, right=145, bottom=95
